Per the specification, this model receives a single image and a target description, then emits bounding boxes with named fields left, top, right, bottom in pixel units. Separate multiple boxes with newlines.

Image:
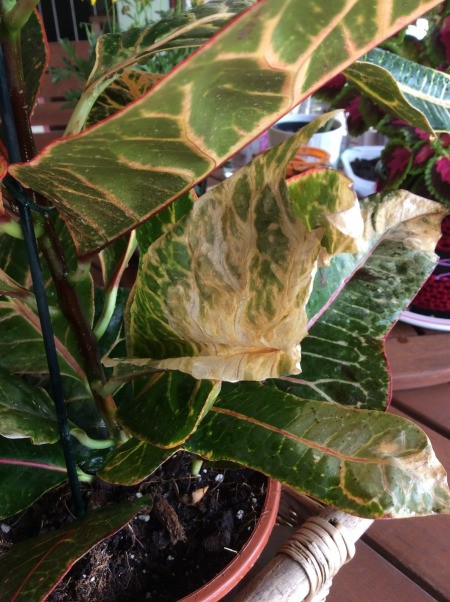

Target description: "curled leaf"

left=120, top=115, right=361, bottom=382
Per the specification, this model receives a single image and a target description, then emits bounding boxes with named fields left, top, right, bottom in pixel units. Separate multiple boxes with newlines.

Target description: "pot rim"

left=178, top=478, right=282, bottom=602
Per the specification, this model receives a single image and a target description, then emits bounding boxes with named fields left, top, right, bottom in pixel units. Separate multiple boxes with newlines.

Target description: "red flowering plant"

left=317, top=0, right=450, bottom=205
left=376, top=118, right=450, bottom=204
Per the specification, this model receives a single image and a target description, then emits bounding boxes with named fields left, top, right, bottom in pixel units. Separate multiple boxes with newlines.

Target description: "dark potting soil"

left=0, top=453, right=266, bottom=601
left=350, top=157, right=379, bottom=180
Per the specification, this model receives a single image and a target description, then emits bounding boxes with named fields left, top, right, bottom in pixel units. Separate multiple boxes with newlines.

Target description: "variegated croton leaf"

left=0, top=438, right=69, bottom=519
left=80, top=0, right=253, bottom=129
left=100, top=176, right=450, bottom=517
left=21, top=9, right=48, bottom=117
left=98, top=438, right=176, bottom=485
left=0, top=368, right=58, bottom=445
left=183, top=382, right=450, bottom=518
left=0, top=220, right=93, bottom=383
left=346, top=48, right=450, bottom=135
left=11, top=0, right=444, bottom=255
left=278, top=198, right=447, bottom=412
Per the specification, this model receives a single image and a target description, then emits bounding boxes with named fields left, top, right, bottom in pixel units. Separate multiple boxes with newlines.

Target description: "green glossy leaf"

left=0, top=233, right=29, bottom=286
left=284, top=237, right=438, bottom=412
left=98, top=437, right=176, bottom=485
left=62, top=375, right=105, bottom=440
left=0, top=226, right=92, bottom=385
left=0, top=368, right=58, bottom=444
left=346, top=48, right=450, bottom=134
left=96, top=288, right=130, bottom=360
left=0, top=268, right=31, bottom=298
left=0, top=497, right=150, bottom=601
left=11, top=0, right=443, bottom=255
left=0, top=298, right=86, bottom=380
left=117, top=372, right=221, bottom=447
left=87, top=70, right=163, bottom=127
left=185, top=382, right=450, bottom=518
left=0, top=438, right=67, bottom=519
left=305, top=190, right=448, bottom=321
left=282, top=192, right=447, bottom=411
left=21, top=9, right=48, bottom=116
left=135, top=191, right=195, bottom=253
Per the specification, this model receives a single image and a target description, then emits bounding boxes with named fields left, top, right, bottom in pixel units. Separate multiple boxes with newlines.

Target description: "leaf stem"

left=0, top=0, right=40, bottom=38
left=94, top=231, right=137, bottom=340
left=70, top=427, right=115, bottom=450
left=191, top=456, right=203, bottom=476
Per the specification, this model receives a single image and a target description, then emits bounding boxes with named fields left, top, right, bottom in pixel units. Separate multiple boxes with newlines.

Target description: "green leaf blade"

left=0, top=368, right=58, bottom=444
left=0, top=438, right=68, bottom=519
left=117, top=372, right=221, bottom=447
left=185, top=383, right=450, bottom=518
left=0, top=498, right=150, bottom=602
left=98, top=438, right=176, bottom=485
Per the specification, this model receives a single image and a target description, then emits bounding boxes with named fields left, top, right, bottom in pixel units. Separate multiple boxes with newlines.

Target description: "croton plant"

left=0, top=0, right=449, bottom=599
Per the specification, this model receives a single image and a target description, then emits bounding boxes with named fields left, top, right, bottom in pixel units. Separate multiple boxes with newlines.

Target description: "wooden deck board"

left=362, top=406, right=450, bottom=601
left=385, top=331, right=450, bottom=390
left=392, top=384, right=450, bottom=439
left=327, top=541, right=438, bottom=602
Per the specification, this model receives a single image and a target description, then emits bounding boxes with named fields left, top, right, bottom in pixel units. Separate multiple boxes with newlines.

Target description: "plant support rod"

left=0, top=44, right=85, bottom=517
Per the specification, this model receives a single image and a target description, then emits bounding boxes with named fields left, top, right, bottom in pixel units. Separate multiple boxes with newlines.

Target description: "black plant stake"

left=0, top=46, right=85, bottom=517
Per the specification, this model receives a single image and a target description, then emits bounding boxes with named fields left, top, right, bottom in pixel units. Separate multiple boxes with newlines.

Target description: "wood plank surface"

left=363, top=407, right=450, bottom=602
left=385, top=331, right=450, bottom=390
left=32, top=102, right=74, bottom=127
left=392, top=384, right=450, bottom=439
left=32, top=131, right=64, bottom=151
left=327, top=541, right=437, bottom=602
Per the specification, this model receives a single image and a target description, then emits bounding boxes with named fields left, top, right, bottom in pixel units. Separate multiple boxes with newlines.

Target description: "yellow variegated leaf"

left=107, top=115, right=362, bottom=382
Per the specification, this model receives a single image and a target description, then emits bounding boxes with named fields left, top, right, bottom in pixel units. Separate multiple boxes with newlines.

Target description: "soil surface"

left=350, top=157, right=379, bottom=180
left=0, top=453, right=266, bottom=601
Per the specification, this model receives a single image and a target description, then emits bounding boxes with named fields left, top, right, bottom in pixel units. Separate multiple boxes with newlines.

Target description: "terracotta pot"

left=179, top=478, right=282, bottom=602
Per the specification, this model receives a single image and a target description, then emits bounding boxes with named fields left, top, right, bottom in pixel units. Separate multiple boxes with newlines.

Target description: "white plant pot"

left=340, top=145, right=384, bottom=197
left=269, top=113, right=347, bottom=167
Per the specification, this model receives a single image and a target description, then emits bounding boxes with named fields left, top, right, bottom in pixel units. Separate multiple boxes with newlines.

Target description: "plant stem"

left=191, top=457, right=203, bottom=476
left=0, top=28, right=120, bottom=440
left=0, top=0, right=40, bottom=38
left=0, top=35, right=36, bottom=162
left=39, top=224, right=120, bottom=438
left=70, top=427, right=115, bottom=450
